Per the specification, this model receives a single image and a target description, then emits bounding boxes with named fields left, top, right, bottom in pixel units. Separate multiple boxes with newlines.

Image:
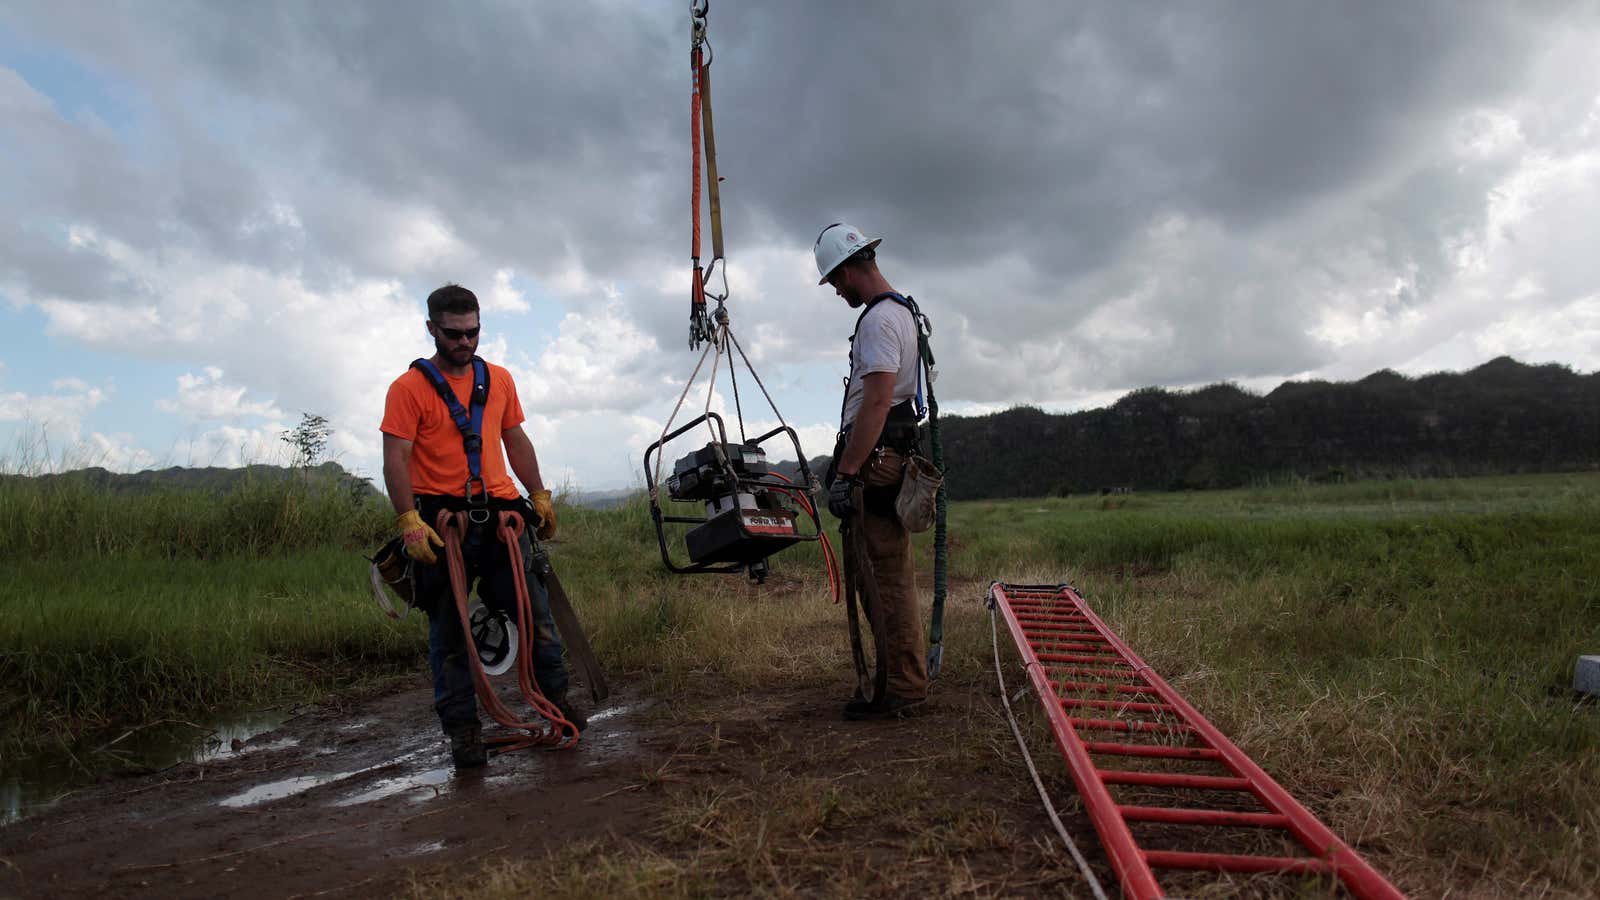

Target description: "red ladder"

left=989, top=582, right=1404, bottom=899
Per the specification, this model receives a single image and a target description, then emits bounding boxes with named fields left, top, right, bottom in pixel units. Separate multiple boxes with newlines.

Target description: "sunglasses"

left=433, top=323, right=480, bottom=341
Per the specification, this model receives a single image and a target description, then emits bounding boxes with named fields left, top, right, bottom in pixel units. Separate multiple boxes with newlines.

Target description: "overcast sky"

left=2, top=2, right=1597, bottom=490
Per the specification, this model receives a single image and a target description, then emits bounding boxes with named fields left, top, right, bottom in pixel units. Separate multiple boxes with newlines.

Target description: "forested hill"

left=935, top=357, right=1598, bottom=499
left=3, top=461, right=383, bottom=500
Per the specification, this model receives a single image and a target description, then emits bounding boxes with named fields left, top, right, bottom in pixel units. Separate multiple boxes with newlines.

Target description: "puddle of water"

left=1, top=773, right=69, bottom=829
left=218, top=748, right=428, bottom=810
left=2, top=708, right=292, bottom=827
left=333, top=766, right=453, bottom=807
left=402, top=840, right=447, bottom=856
left=219, top=773, right=359, bottom=809
left=587, top=704, right=634, bottom=724
left=237, top=737, right=301, bottom=755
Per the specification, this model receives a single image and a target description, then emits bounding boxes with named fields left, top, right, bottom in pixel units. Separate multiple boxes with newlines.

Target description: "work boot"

left=553, top=695, right=588, bottom=732
left=842, top=694, right=926, bottom=721
left=841, top=695, right=874, bottom=717
left=447, top=721, right=487, bottom=769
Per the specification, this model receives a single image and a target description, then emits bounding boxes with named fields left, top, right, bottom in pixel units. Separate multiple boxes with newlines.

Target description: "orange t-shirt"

left=380, top=361, right=526, bottom=500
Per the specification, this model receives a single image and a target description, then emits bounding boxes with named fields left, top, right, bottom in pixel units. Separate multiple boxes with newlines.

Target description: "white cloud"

left=83, top=432, right=159, bottom=472
left=389, top=209, right=469, bottom=271
left=0, top=378, right=117, bottom=472
left=158, top=367, right=282, bottom=420
left=0, top=65, right=52, bottom=115
left=481, top=268, right=530, bottom=313
left=173, top=423, right=295, bottom=469
left=507, top=299, right=664, bottom=415
left=1472, top=294, right=1600, bottom=367
left=0, top=379, right=106, bottom=428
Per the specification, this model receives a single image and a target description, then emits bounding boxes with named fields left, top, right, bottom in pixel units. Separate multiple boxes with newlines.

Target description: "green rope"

left=919, top=327, right=948, bottom=678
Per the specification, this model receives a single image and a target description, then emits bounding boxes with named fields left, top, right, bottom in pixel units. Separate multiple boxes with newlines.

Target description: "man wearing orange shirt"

left=380, top=283, right=577, bottom=769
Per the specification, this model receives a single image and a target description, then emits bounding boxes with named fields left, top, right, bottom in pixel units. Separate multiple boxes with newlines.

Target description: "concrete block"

left=1577, top=656, right=1600, bottom=697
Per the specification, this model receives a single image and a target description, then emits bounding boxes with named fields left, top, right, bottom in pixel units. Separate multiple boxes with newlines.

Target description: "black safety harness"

left=837, top=292, right=929, bottom=452
left=836, top=291, right=951, bottom=700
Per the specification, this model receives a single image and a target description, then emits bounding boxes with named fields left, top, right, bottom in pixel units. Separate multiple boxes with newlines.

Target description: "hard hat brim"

left=817, top=237, right=882, bottom=284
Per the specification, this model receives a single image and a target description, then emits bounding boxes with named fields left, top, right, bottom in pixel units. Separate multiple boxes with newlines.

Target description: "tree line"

left=931, top=357, right=1598, bottom=499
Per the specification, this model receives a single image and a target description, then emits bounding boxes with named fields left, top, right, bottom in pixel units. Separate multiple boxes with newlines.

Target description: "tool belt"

left=369, top=493, right=536, bottom=617
left=879, top=399, right=924, bottom=453
left=417, top=492, right=534, bottom=528
left=828, top=402, right=922, bottom=479
left=827, top=401, right=923, bottom=517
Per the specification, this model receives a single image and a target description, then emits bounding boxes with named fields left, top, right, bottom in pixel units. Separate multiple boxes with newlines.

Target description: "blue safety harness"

left=411, top=356, right=491, bottom=506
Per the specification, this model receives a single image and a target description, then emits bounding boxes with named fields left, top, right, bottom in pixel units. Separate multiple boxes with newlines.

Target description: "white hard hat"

left=814, top=222, right=882, bottom=284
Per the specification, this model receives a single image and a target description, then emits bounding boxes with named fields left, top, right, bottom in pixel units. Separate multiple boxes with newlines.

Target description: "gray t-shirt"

left=841, top=298, right=920, bottom=428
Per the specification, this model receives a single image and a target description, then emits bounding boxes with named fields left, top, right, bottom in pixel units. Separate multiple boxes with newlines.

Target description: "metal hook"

left=703, top=256, right=729, bottom=303
left=691, top=0, right=709, bottom=47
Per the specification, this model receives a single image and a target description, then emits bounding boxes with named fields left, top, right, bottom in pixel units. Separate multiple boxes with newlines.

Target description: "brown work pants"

left=861, top=449, right=928, bottom=701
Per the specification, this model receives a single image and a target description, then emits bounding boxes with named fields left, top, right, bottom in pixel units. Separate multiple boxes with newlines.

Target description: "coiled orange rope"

left=437, top=509, right=578, bottom=752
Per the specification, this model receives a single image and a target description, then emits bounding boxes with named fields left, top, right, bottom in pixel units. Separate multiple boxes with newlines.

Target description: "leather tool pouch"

left=894, top=453, right=941, bottom=533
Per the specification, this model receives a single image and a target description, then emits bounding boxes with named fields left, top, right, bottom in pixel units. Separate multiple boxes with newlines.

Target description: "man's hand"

left=529, top=489, right=557, bottom=541
left=397, top=509, right=444, bottom=564
left=827, top=474, right=859, bottom=520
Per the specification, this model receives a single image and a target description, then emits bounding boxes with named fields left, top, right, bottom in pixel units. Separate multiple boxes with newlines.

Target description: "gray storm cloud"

left=2, top=1, right=1597, bottom=481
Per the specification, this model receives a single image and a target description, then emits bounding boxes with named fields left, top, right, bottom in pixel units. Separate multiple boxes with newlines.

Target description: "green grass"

left=4, top=470, right=1598, bottom=894
left=0, top=468, right=391, bottom=560
left=951, top=473, right=1600, bottom=893
left=1, top=550, right=423, bottom=751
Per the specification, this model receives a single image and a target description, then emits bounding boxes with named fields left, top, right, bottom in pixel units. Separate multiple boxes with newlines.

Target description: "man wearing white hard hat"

left=815, top=222, right=931, bottom=720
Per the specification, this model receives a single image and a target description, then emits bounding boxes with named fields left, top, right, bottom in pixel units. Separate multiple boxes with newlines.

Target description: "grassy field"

left=3, top=471, right=1597, bottom=895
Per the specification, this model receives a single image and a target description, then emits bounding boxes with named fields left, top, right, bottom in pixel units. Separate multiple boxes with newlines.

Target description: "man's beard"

left=434, top=337, right=476, bottom=366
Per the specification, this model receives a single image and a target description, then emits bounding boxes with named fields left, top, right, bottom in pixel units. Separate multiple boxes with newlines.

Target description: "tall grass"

left=0, top=473, right=402, bottom=754
left=420, top=474, right=1599, bottom=897
left=951, top=473, right=1600, bottom=892
left=0, top=471, right=391, bottom=560
left=5, top=469, right=1598, bottom=891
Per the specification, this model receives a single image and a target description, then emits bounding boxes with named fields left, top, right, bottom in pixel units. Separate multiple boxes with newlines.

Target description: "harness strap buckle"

left=464, top=477, right=490, bottom=521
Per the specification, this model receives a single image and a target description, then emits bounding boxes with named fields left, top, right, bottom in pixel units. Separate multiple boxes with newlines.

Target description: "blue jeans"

left=420, top=522, right=568, bottom=733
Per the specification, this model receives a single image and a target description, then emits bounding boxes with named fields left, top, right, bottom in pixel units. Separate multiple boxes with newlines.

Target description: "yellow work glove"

left=529, top=489, right=557, bottom=541
left=396, top=509, right=444, bottom=565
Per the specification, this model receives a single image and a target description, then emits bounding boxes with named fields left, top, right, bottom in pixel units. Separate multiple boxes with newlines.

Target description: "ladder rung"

left=1099, top=770, right=1251, bottom=791
left=1031, top=641, right=1114, bottom=654
left=1030, top=637, right=1105, bottom=647
left=1060, top=697, right=1175, bottom=715
left=1082, top=741, right=1221, bottom=761
left=1048, top=666, right=1139, bottom=680
left=1054, top=681, right=1155, bottom=695
left=1028, top=628, right=1104, bottom=638
left=1069, top=717, right=1193, bottom=736
left=1118, top=805, right=1289, bottom=828
left=1144, top=849, right=1331, bottom=876
left=1039, top=653, right=1127, bottom=665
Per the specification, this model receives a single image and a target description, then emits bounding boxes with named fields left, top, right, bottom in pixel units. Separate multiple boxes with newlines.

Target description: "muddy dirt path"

left=0, top=675, right=1100, bottom=898
left=0, top=680, right=660, bottom=897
